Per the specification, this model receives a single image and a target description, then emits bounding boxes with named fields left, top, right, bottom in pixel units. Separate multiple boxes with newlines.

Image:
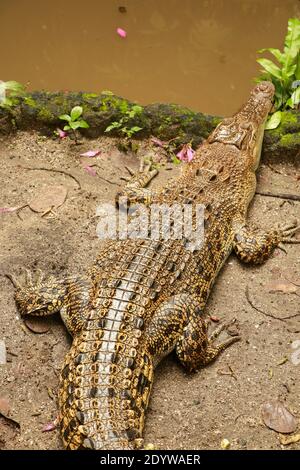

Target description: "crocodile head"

left=208, top=81, right=275, bottom=170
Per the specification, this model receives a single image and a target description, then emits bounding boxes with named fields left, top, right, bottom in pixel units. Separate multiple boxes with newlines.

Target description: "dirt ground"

left=0, top=131, right=299, bottom=450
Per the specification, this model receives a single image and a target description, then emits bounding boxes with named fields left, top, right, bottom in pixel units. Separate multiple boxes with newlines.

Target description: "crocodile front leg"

left=116, top=159, right=158, bottom=208
left=233, top=222, right=300, bottom=264
left=8, top=270, right=92, bottom=336
left=145, top=294, right=240, bottom=372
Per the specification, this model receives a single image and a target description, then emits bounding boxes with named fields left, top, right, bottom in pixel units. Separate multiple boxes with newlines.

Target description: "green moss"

left=99, top=101, right=108, bottom=112
left=280, top=111, right=297, bottom=125
left=211, top=116, right=222, bottom=127
left=99, top=94, right=125, bottom=112
left=279, top=132, right=300, bottom=147
left=82, top=93, right=98, bottom=100
left=52, top=95, right=70, bottom=108
left=37, top=107, right=54, bottom=122
left=24, top=96, right=37, bottom=107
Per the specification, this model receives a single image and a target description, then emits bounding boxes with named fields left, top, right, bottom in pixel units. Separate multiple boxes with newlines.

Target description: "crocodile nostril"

left=258, top=83, right=268, bottom=91
left=256, top=81, right=275, bottom=95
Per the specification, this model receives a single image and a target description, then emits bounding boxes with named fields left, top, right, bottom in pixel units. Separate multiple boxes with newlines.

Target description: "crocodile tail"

left=58, top=327, right=154, bottom=450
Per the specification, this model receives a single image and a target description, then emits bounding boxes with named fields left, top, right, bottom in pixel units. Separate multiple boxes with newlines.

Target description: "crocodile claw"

left=279, top=220, right=300, bottom=244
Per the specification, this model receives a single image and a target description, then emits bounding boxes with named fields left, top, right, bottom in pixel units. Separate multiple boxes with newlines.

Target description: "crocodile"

left=9, top=81, right=300, bottom=450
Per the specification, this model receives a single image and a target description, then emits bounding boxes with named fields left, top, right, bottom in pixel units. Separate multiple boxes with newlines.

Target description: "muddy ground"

left=0, top=131, right=299, bottom=450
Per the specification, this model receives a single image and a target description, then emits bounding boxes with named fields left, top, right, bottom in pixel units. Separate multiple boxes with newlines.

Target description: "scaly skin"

left=10, top=82, right=300, bottom=450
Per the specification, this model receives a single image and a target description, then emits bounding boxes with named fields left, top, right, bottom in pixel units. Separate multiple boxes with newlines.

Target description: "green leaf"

left=63, top=124, right=71, bottom=131
left=257, top=58, right=282, bottom=80
left=77, top=119, right=89, bottom=129
left=105, top=122, right=122, bottom=132
left=59, top=114, right=71, bottom=122
left=4, top=80, right=25, bottom=93
left=2, top=97, right=13, bottom=107
left=101, top=90, right=114, bottom=95
left=172, top=156, right=181, bottom=165
left=131, top=105, right=143, bottom=114
left=287, top=86, right=300, bottom=108
left=69, top=121, right=82, bottom=130
left=118, top=100, right=128, bottom=114
left=265, top=111, right=282, bottom=130
left=70, top=106, right=83, bottom=121
left=130, top=126, right=143, bottom=133
left=121, top=126, right=129, bottom=135
left=296, top=52, right=300, bottom=80
left=258, top=48, right=284, bottom=64
left=283, top=63, right=297, bottom=78
left=283, top=18, right=300, bottom=71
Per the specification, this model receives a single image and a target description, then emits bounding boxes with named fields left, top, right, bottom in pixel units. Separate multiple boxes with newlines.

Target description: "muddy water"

left=1, top=0, right=299, bottom=115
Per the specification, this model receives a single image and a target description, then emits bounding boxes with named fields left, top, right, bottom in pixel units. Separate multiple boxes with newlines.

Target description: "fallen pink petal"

left=80, top=150, right=101, bottom=158
left=0, top=207, right=18, bottom=213
left=83, top=165, right=97, bottom=176
left=57, top=128, right=67, bottom=139
left=186, top=146, right=195, bottom=162
left=117, top=27, right=127, bottom=38
left=42, top=422, right=57, bottom=432
left=176, top=144, right=195, bottom=163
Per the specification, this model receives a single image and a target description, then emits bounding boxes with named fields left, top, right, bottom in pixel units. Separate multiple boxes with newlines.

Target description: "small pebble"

left=144, top=443, right=155, bottom=450
left=0, top=340, right=7, bottom=364
left=221, top=438, right=230, bottom=449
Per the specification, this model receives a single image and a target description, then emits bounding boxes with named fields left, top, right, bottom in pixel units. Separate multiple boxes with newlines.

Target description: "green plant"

left=59, top=106, right=89, bottom=143
left=256, top=17, right=300, bottom=129
left=0, top=80, right=25, bottom=107
left=105, top=104, right=143, bottom=139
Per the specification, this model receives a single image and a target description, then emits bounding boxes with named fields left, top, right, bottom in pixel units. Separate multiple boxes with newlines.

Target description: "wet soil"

left=0, top=131, right=299, bottom=450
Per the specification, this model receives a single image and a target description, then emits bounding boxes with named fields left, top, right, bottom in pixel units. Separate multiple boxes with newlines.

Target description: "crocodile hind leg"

left=233, top=221, right=300, bottom=264
left=6, top=270, right=92, bottom=336
left=145, top=294, right=240, bottom=372
left=116, top=158, right=158, bottom=208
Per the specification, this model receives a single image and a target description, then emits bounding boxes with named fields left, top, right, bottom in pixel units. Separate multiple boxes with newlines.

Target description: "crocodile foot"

left=6, top=269, right=64, bottom=317
left=6, top=268, right=45, bottom=290
left=116, top=157, right=158, bottom=208
left=207, top=318, right=241, bottom=352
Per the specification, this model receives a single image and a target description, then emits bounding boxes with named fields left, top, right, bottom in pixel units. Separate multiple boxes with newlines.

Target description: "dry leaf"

left=265, top=280, right=297, bottom=294
left=261, top=401, right=298, bottom=433
left=210, top=315, right=220, bottom=322
left=280, top=433, right=300, bottom=445
left=0, top=412, right=20, bottom=430
left=0, top=398, right=10, bottom=416
left=28, top=186, right=67, bottom=213
left=286, top=321, right=300, bottom=334
left=24, top=318, right=50, bottom=334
